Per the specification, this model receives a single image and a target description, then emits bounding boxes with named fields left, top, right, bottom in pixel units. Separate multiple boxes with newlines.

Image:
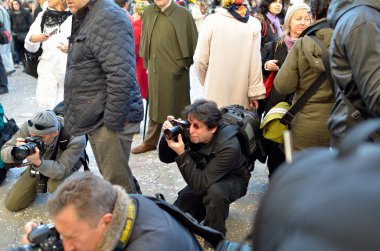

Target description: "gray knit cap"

left=28, top=110, right=59, bottom=135
left=284, top=3, right=311, bottom=31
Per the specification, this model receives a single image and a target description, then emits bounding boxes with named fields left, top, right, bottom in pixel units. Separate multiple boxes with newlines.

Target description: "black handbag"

left=24, top=47, right=43, bottom=78
left=24, top=12, right=46, bottom=78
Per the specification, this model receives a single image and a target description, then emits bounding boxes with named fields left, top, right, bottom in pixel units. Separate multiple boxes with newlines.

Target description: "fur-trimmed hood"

left=96, top=186, right=130, bottom=251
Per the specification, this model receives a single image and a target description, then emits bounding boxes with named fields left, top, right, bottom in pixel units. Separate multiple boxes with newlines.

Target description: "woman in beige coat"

left=193, top=0, right=266, bottom=109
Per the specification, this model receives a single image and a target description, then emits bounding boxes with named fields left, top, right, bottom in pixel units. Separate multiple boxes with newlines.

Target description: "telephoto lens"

left=11, top=142, right=37, bottom=162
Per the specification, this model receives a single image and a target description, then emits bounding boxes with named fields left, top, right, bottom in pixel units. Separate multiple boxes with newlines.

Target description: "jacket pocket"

left=72, top=91, right=106, bottom=129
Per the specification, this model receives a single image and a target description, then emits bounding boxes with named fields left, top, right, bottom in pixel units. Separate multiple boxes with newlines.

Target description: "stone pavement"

left=0, top=66, right=269, bottom=250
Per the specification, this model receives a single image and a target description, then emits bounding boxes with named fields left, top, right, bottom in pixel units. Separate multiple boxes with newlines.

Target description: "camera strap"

left=113, top=197, right=138, bottom=251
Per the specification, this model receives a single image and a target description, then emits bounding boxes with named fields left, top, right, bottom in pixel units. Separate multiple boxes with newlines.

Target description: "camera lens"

left=164, top=126, right=182, bottom=140
left=11, top=143, right=36, bottom=162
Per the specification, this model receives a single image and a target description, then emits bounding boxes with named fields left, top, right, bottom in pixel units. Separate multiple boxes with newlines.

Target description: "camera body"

left=11, top=136, right=46, bottom=162
left=7, top=223, right=63, bottom=251
left=164, top=119, right=190, bottom=140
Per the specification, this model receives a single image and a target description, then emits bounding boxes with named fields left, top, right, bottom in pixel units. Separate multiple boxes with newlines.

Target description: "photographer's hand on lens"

left=26, top=147, right=42, bottom=167
left=16, top=138, right=26, bottom=146
left=21, top=221, right=37, bottom=244
left=166, top=133, right=185, bottom=156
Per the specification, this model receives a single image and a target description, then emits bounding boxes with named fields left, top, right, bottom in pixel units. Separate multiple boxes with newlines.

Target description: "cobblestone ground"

left=0, top=66, right=269, bottom=250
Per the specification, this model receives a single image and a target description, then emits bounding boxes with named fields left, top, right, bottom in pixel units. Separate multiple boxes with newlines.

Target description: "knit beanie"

left=284, top=3, right=311, bottom=31
left=28, top=110, right=59, bottom=135
left=133, top=1, right=150, bottom=15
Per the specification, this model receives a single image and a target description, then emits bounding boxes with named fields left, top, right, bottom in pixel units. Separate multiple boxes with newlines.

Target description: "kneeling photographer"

left=159, top=99, right=251, bottom=235
left=1, top=110, right=86, bottom=212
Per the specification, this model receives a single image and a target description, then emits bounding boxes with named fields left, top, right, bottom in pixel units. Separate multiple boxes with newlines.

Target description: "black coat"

left=64, top=0, right=143, bottom=136
left=10, top=10, right=32, bottom=41
left=327, top=0, right=380, bottom=142
left=159, top=124, right=249, bottom=195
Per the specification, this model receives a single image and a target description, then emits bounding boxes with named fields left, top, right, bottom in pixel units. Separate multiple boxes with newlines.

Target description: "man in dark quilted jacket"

left=64, top=0, right=144, bottom=193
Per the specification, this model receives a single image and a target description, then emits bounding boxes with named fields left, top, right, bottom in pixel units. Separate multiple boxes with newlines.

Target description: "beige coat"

left=193, top=8, right=265, bottom=108
left=274, top=27, right=335, bottom=151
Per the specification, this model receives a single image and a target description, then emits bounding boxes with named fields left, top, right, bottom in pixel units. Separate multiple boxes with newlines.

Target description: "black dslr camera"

left=164, top=119, right=190, bottom=140
left=11, top=136, right=46, bottom=162
left=7, top=224, right=63, bottom=251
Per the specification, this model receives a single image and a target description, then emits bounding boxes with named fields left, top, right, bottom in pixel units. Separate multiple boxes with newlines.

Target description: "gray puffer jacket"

left=327, top=0, right=380, bottom=143
left=64, top=0, right=143, bottom=136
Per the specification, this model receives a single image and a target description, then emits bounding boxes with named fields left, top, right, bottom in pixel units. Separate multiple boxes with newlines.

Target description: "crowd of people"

left=0, top=0, right=379, bottom=250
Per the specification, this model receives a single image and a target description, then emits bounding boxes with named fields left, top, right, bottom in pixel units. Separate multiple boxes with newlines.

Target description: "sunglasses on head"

left=28, top=120, right=55, bottom=131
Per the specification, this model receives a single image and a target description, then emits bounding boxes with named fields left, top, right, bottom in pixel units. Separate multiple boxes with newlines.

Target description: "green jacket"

left=139, top=1, right=198, bottom=122
left=274, top=20, right=335, bottom=150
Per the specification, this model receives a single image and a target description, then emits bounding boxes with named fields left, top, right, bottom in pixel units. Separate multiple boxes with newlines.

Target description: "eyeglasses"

left=189, top=122, right=202, bottom=130
left=28, top=120, right=55, bottom=130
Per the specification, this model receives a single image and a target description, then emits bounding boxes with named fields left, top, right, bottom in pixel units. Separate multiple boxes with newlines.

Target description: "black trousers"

left=174, top=175, right=248, bottom=235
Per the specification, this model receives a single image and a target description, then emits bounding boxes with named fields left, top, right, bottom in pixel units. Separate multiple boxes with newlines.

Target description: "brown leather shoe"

left=131, top=144, right=157, bottom=154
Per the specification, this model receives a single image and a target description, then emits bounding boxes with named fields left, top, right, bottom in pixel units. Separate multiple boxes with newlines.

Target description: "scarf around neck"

left=266, top=12, right=282, bottom=37
left=44, top=9, right=71, bottom=28
left=284, top=35, right=297, bottom=51
left=225, top=0, right=249, bottom=23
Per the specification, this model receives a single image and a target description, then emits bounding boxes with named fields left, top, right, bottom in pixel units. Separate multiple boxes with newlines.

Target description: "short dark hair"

left=47, top=172, right=117, bottom=228
left=182, top=99, right=222, bottom=129
left=310, top=0, right=330, bottom=19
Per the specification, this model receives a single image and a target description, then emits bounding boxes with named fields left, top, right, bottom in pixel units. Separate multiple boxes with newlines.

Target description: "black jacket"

left=159, top=124, right=249, bottom=195
left=64, top=0, right=143, bottom=136
left=327, top=0, right=380, bottom=141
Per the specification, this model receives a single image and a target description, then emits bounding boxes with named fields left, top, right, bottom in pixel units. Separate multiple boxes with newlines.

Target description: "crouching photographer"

left=16, top=172, right=203, bottom=251
left=159, top=99, right=251, bottom=235
left=0, top=110, right=86, bottom=212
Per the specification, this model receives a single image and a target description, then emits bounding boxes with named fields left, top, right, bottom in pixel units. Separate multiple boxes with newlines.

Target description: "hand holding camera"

left=11, top=136, right=46, bottom=166
left=163, top=116, right=189, bottom=156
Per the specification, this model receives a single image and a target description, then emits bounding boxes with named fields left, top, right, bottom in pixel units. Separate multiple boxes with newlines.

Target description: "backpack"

left=220, top=105, right=264, bottom=171
left=0, top=104, right=19, bottom=184
left=52, top=102, right=90, bottom=171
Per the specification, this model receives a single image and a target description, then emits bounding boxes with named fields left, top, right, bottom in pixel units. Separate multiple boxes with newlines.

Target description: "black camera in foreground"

left=7, top=223, right=63, bottom=251
left=11, top=136, right=46, bottom=162
left=164, top=119, right=190, bottom=140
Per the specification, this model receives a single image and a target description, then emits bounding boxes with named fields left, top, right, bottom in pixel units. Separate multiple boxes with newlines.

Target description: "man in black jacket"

left=21, top=172, right=202, bottom=251
left=327, top=0, right=380, bottom=146
left=159, top=99, right=251, bottom=235
left=64, top=0, right=144, bottom=192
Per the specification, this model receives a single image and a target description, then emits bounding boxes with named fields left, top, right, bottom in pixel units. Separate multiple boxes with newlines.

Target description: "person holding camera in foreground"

left=20, top=172, right=202, bottom=251
left=159, top=99, right=251, bottom=235
left=0, top=110, right=86, bottom=212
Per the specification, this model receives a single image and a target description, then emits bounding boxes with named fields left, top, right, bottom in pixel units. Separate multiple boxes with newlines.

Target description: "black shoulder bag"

left=24, top=13, right=46, bottom=78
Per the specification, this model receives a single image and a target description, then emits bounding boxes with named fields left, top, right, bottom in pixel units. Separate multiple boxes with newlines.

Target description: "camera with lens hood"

left=164, top=119, right=190, bottom=140
left=11, top=136, right=46, bottom=162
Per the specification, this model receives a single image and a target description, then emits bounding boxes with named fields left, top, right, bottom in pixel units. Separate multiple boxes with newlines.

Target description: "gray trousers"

left=88, top=123, right=140, bottom=193
left=5, top=166, right=61, bottom=212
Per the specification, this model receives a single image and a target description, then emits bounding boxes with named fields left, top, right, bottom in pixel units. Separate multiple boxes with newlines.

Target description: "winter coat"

left=159, top=124, right=250, bottom=195
left=259, top=13, right=280, bottom=48
left=97, top=186, right=202, bottom=251
left=193, top=8, right=265, bottom=108
left=139, top=1, right=197, bottom=123
left=132, top=18, right=148, bottom=99
left=10, top=9, right=32, bottom=42
left=1, top=118, right=86, bottom=179
left=274, top=20, right=335, bottom=151
left=25, top=10, right=72, bottom=109
left=327, top=0, right=380, bottom=142
left=64, top=0, right=143, bottom=136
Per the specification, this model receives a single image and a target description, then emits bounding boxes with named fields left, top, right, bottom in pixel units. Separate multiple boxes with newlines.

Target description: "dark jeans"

left=0, top=55, right=8, bottom=89
left=13, top=39, right=26, bottom=65
left=174, top=175, right=247, bottom=235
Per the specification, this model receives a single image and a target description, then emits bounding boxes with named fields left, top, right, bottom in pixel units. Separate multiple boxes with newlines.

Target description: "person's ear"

left=99, top=213, right=113, bottom=228
left=210, top=127, right=217, bottom=134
